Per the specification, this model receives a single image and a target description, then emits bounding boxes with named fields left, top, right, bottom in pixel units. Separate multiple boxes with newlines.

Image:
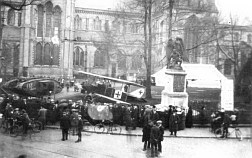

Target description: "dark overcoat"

left=124, top=108, right=132, bottom=126
left=77, top=119, right=83, bottom=131
left=185, top=108, right=193, bottom=128
left=142, top=124, right=152, bottom=142
left=158, top=125, right=164, bottom=141
left=150, top=125, right=159, bottom=144
left=178, top=111, right=186, bottom=130
left=169, top=114, right=179, bottom=131
left=60, top=115, right=71, bottom=129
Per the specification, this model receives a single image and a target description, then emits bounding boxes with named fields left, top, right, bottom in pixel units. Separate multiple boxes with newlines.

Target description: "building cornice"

left=75, top=7, right=141, bottom=18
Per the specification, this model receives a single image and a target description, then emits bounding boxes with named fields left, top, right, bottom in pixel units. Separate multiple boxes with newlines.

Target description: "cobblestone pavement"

left=1, top=129, right=252, bottom=158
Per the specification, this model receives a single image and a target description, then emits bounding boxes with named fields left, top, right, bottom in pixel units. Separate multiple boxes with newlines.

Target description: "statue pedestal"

left=161, top=69, right=188, bottom=109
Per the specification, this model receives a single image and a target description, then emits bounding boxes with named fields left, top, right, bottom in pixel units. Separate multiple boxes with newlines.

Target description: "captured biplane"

left=1, top=77, right=62, bottom=97
left=74, top=71, right=147, bottom=104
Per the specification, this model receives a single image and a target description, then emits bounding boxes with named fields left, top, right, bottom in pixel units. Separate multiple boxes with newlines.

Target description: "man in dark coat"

left=156, top=120, right=164, bottom=154
left=21, top=110, right=30, bottom=135
left=166, top=105, right=173, bottom=128
left=142, top=120, right=152, bottom=151
left=150, top=122, right=160, bottom=157
left=169, top=111, right=179, bottom=136
left=124, top=106, right=131, bottom=130
left=151, top=105, right=159, bottom=124
left=131, top=105, right=139, bottom=130
left=60, top=112, right=71, bottom=141
left=221, top=111, right=231, bottom=138
left=38, top=106, right=47, bottom=130
left=75, top=115, right=83, bottom=143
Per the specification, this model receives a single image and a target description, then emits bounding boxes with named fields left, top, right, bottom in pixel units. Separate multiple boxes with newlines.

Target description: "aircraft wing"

left=94, top=93, right=131, bottom=105
left=76, top=70, right=145, bottom=88
left=129, top=88, right=145, bottom=98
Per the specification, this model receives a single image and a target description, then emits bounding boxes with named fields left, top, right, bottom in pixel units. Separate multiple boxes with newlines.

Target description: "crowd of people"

left=0, top=89, right=239, bottom=145
left=210, top=108, right=239, bottom=138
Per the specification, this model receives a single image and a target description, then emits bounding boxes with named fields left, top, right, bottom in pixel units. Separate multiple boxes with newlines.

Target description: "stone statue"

left=166, top=37, right=186, bottom=70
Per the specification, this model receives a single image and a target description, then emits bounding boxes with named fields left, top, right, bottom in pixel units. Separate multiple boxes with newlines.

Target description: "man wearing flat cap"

left=60, top=112, right=71, bottom=141
left=156, top=120, right=164, bottom=155
left=76, top=115, right=83, bottom=143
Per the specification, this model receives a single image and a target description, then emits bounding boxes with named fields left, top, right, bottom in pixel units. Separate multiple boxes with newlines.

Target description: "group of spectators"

left=210, top=108, right=238, bottom=138
left=2, top=102, right=31, bottom=134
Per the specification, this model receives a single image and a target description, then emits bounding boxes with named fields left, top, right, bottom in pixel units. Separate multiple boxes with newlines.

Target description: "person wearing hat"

left=143, top=105, right=152, bottom=127
left=150, top=121, right=160, bottom=157
left=165, top=105, right=173, bottom=129
left=169, top=110, right=179, bottom=136
left=142, top=120, right=153, bottom=151
left=151, top=105, right=159, bottom=125
left=21, top=109, right=31, bottom=135
left=60, top=112, right=71, bottom=141
left=70, top=109, right=79, bottom=135
left=220, top=110, right=231, bottom=138
left=38, top=106, right=47, bottom=130
left=156, top=120, right=164, bottom=155
left=75, top=115, right=83, bottom=143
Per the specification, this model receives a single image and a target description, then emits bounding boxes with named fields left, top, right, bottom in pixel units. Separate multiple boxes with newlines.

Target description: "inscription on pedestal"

left=173, top=75, right=185, bottom=92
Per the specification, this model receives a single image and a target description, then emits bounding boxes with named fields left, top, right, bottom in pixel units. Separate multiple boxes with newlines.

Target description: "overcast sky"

left=76, top=0, right=252, bottom=25
left=215, top=0, right=252, bottom=25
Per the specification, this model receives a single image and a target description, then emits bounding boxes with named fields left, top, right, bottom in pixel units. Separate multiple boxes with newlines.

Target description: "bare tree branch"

left=1, top=0, right=41, bottom=11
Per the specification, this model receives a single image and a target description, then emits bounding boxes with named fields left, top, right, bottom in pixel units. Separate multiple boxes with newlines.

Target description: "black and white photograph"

left=0, top=0, right=252, bottom=157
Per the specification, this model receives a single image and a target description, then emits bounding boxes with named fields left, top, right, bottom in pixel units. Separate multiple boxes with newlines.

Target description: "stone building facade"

left=0, top=0, right=251, bottom=82
left=73, top=7, right=144, bottom=79
left=1, top=0, right=75, bottom=79
left=1, top=0, right=144, bottom=81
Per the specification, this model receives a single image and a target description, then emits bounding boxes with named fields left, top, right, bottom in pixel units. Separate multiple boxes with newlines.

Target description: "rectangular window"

left=105, top=20, right=109, bottom=32
left=86, top=18, right=89, bottom=30
left=37, top=6, right=44, bottom=37
left=18, top=12, right=22, bottom=26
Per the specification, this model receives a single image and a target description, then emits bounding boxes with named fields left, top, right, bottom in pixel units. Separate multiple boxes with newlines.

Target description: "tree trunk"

left=143, top=0, right=148, bottom=78
left=168, top=0, right=174, bottom=39
left=145, top=0, right=152, bottom=99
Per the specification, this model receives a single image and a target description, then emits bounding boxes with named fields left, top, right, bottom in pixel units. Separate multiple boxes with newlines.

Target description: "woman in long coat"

left=185, top=106, right=193, bottom=128
left=169, top=111, right=179, bottom=136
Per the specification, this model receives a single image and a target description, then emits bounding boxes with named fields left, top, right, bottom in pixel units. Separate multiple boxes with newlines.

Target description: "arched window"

left=37, top=5, right=44, bottom=37
left=53, top=6, right=61, bottom=37
left=160, top=21, right=164, bottom=42
left=45, top=2, right=53, bottom=37
left=73, top=50, right=76, bottom=65
left=35, top=43, right=43, bottom=65
left=94, top=50, right=104, bottom=67
left=52, top=44, right=59, bottom=65
left=132, top=54, right=142, bottom=70
left=7, top=9, right=15, bottom=26
left=80, top=50, right=84, bottom=66
left=18, top=12, right=22, bottom=26
left=74, top=15, right=80, bottom=30
left=117, top=51, right=126, bottom=69
left=94, top=16, right=101, bottom=30
left=76, top=49, right=80, bottom=66
left=247, top=34, right=252, bottom=43
left=224, top=59, right=232, bottom=75
left=73, top=47, right=85, bottom=66
left=105, top=20, right=109, bottom=32
left=44, top=43, right=51, bottom=65
left=84, top=46, right=88, bottom=70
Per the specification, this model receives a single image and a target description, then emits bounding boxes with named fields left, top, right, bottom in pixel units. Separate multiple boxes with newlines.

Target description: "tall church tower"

left=19, top=0, right=76, bottom=79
